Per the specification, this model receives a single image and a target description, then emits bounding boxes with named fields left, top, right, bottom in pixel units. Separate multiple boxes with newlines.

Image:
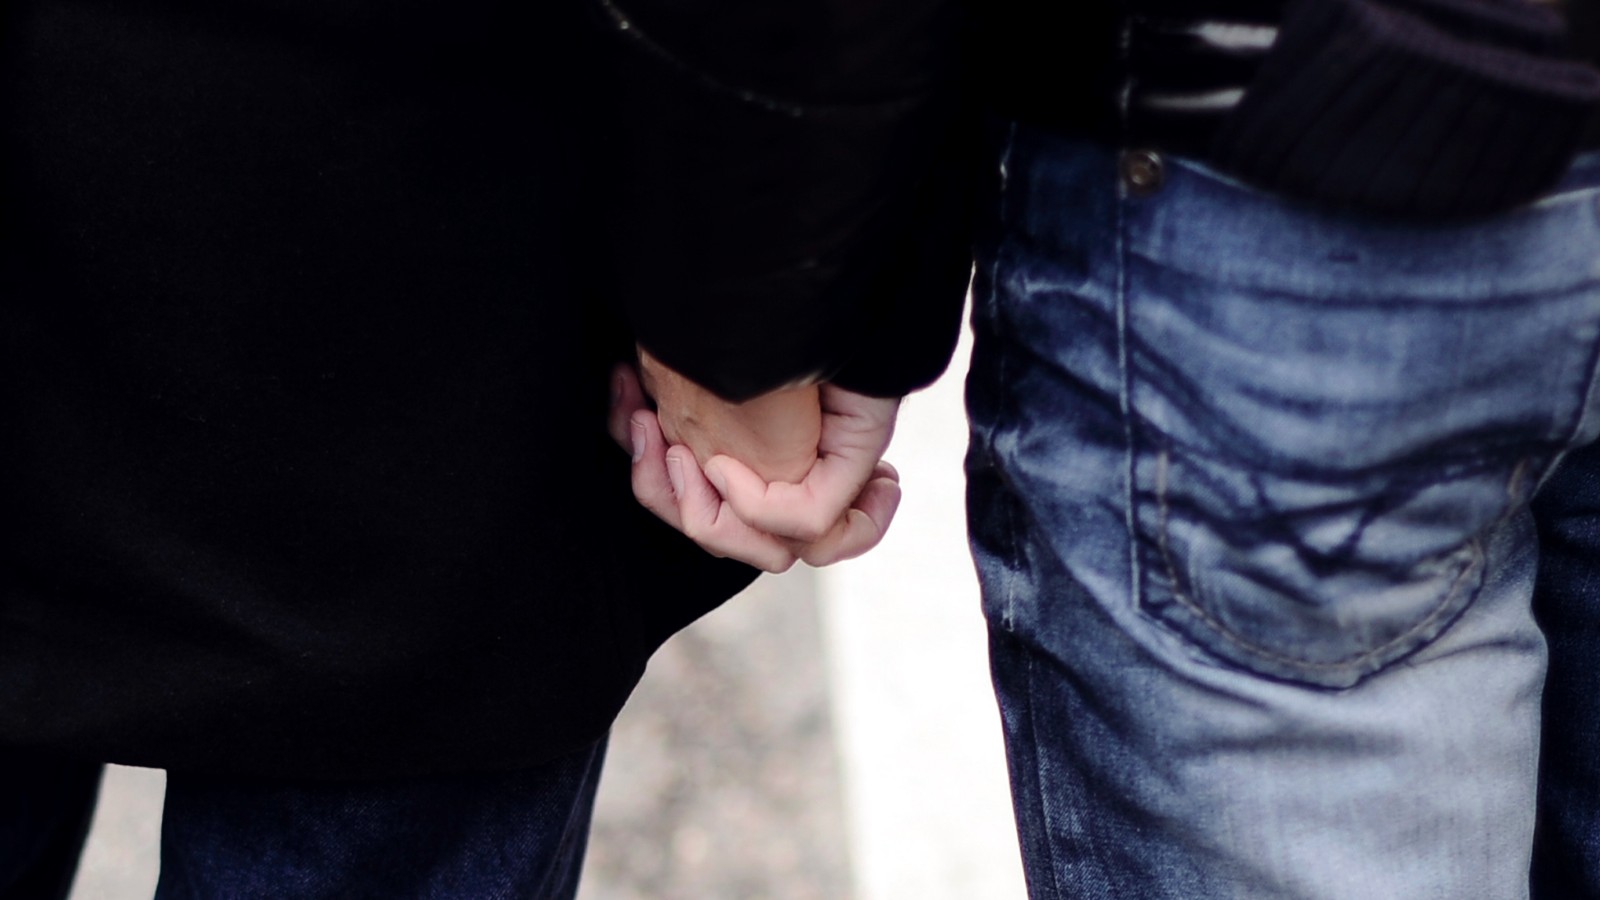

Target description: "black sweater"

left=979, top=0, right=1600, bottom=222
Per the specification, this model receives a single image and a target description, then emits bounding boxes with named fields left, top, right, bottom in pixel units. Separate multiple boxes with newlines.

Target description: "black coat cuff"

left=595, top=0, right=971, bottom=401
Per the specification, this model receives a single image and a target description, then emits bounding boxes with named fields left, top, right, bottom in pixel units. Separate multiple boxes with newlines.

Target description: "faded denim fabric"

left=967, top=126, right=1600, bottom=899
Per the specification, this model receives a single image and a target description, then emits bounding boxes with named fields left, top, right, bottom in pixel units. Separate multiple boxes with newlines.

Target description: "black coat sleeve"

left=590, top=0, right=972, bottom=401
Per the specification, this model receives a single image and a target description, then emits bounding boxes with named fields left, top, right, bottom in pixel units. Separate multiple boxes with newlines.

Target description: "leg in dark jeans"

left=0, top=749, right=103, bottom=900
left=1532, top=442, right=1600, bottom=898
left=157, top=737, right=607, bottom=900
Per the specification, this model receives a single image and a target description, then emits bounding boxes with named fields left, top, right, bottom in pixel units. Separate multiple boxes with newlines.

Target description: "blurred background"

left=65, top=326, right=1026, bottom=900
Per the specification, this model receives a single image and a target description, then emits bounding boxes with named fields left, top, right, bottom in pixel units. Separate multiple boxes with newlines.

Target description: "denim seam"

left=998, top=484, right=1024, bottom=634
left=1525, top=329, right=1600, bottom=494
left=1022, top=648, right=1069, bottom=900
left=1148, top=445, right=1503, bottom=677
left=992, top=121, right=1021, bottom=631
left=1116, top=154, right=1142, bottom=616
left=1553, top=295, right=1600, bottom=450
left=1527, top=199, right=1600, bottom=475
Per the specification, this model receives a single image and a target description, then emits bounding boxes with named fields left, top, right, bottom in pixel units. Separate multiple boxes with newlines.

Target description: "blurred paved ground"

left=817, top=324, right=1024, bottom=900
left=579, top=569, right=855, bottom=900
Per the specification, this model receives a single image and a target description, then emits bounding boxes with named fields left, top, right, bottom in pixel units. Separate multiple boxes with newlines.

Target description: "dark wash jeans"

left=968, top=124, right=1600, bottom=898
left=0, top=738, right=605, bottom=900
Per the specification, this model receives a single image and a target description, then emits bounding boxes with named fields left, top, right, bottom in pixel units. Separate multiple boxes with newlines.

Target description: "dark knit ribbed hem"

left=1381, top=0, right=1571, bottom=54
left=1212, top=0, right=1600, bottom=217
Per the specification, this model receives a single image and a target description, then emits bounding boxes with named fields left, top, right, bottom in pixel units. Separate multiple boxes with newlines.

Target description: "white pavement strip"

left=819, top=318, right=1027, bottom=900
left=71, top=766, right=164, bottom=900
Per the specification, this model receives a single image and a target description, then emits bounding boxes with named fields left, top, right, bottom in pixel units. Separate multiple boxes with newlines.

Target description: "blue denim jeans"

left=967, top=125, right=1600, bottom=899
left=0, top=738, right=605, bottom=900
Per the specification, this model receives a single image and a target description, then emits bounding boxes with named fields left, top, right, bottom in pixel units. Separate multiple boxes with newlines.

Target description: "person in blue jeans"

left=633, top=1, right=1600, bottom=898
left=968, top=135, right=1600, bottom=898
left=956, top=0, right=1600, bottom=895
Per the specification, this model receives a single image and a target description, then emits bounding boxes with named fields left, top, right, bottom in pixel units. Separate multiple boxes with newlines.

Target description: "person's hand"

left=637, top=348, right=820, bottom=485
left=702, top=381, right=902, bottom=565
left=607, top=362, right=902, bottom=571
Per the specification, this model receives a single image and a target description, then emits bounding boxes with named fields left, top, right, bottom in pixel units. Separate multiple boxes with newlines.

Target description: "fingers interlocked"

left=607, top=364, right=902, bottom=571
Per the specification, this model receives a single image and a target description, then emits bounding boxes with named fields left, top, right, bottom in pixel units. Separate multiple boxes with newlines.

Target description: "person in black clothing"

left=0, top=0, right=968, bottom=896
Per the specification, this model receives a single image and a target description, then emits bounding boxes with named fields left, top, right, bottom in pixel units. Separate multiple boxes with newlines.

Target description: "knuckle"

left=800, top=533, right=848, bottom=567
left=785, top=525, right=823, bottom=545
left=630, top=482, right=658, bottom=508
left=678, top=516, right=708, bottom=542
left=630, top=474, right=663, bottom=505
left=795, top=512, right=833, bottom=544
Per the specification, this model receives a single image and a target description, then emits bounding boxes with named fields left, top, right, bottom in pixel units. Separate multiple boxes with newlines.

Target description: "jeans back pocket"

left=1125, top=164, right=1600, bottom=689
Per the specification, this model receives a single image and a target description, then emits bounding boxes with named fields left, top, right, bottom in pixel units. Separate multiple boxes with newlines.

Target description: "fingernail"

left=666, top=455, right=685, bottom=496
left=629, top=421, right=645, bottom=463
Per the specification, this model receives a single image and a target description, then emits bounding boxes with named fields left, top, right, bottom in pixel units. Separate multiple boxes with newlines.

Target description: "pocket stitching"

left=1149, top=445, right=1496, bottom=675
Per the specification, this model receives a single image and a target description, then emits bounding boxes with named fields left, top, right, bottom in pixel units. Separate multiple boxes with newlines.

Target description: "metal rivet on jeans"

left=1120, top=148, right=1165, bottom=197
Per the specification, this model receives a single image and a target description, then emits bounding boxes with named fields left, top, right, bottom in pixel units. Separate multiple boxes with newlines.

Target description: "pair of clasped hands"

left=606, top=350, right=902, bottom=572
